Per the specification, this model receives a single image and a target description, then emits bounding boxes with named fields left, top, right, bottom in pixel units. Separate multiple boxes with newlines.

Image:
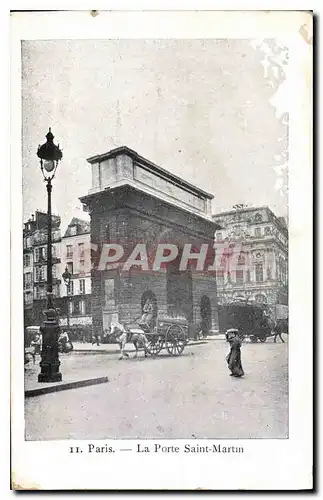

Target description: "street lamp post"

left=62, top=266, right=72, bottom=330
left=37, top=128, right=63, bottom=383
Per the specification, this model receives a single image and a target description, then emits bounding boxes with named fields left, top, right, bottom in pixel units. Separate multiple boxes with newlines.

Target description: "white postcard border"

left=10, top=9, right=313, bottom=491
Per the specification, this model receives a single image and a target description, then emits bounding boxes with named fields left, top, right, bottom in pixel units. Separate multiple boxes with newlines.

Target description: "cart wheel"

left=250, top=336, right=258, bottom=343
left=166, top=324, right=186, bottom=356
left=259, top=336, right=267, bottom=343
left=145, top=335, right=164, bottom=356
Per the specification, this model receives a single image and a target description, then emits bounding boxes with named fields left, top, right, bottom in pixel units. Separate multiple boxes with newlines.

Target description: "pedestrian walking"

left=273, top=324, right=285, bottom=343
left=226, top=329, right=244, bottom=378
left=58, top=330, right=69, bottom=348
left=92, top=332, right=101, bottom=346
left=30, top=333, right=42, bottom=355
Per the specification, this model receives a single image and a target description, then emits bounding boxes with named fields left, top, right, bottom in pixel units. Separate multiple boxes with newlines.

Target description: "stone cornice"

left=86, top=145, right=214, bottom=200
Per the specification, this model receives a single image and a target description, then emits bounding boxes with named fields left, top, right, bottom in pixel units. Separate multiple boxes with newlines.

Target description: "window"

left=52, top=245, right=56, bottom=258
left=78, top=243, right=84, bottom=258
left=24, top=291, right=33, bottom=305
left=255, top=264, right=263, bottom=282
left=52, top=265, right=56, bottom=279
left=237, top=252, right=245, bottom=265
left=255, top=227, right=261, bottom=237
left=40, top=247, right=47, bottom=260
left=67, top=262, right=73, bottom=275
left=74, top=299, right=81, bottom=315
left=74, top=299, right=85, bottom=315
left=66, top=245, right=73, bottom=258
left=27, top=236, right=32, bottom=247
left=70, top=226, right=77, bottom=236
left=79, top=260, right=85, bottom=273
left=104, top=279, right=115, bottom=308
left=53, top=284, right=60, bottom=297
left=36, top=286, right=46, bottom=300
left=34, top=248, right=39, bottom=262
left=52, top=230, right=58, bottom=240
left=68, top=280, right=74, bottom=295
left=265, top=226, right=271, bottom=235
left=23, top=254, right=31, bottom=267
left=24, top=272, right=32, bottom=288
left=246, top=269, right=251, bottom=282
left=35, top=266, right=45, bottom=282
left=254, top=213, right=262, bottom=222
left=216, top=232, right=223, bottom=242
left=79, top=279, right=85, bottom=294
left=235, top=270, right=244, bottom=284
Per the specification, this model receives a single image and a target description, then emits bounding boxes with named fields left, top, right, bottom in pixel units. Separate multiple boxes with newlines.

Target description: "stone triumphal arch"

left=80, top=146, right=221, bottom=337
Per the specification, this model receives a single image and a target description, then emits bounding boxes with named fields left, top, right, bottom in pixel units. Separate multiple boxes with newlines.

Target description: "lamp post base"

left=38, top=370, right=62, bottom=383
left=38, top=309, right=63, bottom=383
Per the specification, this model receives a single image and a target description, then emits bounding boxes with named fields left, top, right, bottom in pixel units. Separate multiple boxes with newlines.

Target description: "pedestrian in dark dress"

left=226, top=329, right=244, bottom=378
left=273, top=326, right=285, bottom=343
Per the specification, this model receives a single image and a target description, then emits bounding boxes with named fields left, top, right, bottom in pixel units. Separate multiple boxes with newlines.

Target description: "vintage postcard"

left=10, top=8, right=313, bottom=491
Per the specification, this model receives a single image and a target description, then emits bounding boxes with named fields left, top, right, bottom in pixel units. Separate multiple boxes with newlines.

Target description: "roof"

left=213, top=206, right=288, bottom=234
left=277, top=216, right=288, bottom=229
left=86, top=145, right=214, bottom=200
left=34, top=211, right=61, bottom=229
left=213, top=205, right=268, bottom=218
left=63, top=217, right=90, bottom=238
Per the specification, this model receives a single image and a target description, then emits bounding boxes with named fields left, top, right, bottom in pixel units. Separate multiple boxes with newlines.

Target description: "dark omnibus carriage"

left=218, top=301, right=272, bottom=343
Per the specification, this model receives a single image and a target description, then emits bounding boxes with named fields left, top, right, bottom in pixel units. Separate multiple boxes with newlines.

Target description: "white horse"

left=110, top=323, right=149, bottom=359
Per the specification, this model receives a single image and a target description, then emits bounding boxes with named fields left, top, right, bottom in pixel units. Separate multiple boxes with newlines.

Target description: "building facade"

left=23, top=211, right=62, bottom=326
left=80, top=146, right=221, bottom=337
left=23, top=212, right=92, bottom=339
left=33, top=214, right=62, bottom=302
left=23, top=216, right=35, bottom=325
left=212, top=205, right=288, bottom=313
left=60, top=218, right=92, bottom=338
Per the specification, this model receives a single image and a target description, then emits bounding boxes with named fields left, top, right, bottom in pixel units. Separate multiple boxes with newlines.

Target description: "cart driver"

left=138, top=299, right=154, bottom=332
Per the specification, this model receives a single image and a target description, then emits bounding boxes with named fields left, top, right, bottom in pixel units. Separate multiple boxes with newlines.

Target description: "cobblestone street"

left=25, top=338, right=288, bottom=440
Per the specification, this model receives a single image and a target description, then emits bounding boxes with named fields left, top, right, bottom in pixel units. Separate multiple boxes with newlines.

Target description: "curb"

left=25, top=376, right=109, bottom=398
left=72, top=340, right=209, bottom=354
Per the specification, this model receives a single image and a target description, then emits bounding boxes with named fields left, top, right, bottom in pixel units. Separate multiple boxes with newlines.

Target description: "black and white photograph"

left=10, top=8, right=313, bottom=491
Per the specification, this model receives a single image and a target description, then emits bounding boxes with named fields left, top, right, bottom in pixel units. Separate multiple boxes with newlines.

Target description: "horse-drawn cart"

left=144, top=316, right=189, bottom=357
left=220, top=301, right=271, bottom=343
left=220, top=301, right=288, bottom=343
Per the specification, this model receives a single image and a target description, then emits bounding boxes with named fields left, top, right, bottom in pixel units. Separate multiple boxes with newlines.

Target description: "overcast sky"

left=22, top=39, right=288, bottom=232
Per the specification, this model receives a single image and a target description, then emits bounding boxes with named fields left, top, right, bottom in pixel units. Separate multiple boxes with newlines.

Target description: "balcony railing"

left=34, top=276, right=46, bottom=283
left=34, top=256, right=60, bottom=265
left=33, top=233, right=61, bottom=244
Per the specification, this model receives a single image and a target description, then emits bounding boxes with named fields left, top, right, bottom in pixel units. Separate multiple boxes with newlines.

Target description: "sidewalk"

left=25, top=358, right=110, bottom=398
left=72, top=335, right=224, bottom=354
